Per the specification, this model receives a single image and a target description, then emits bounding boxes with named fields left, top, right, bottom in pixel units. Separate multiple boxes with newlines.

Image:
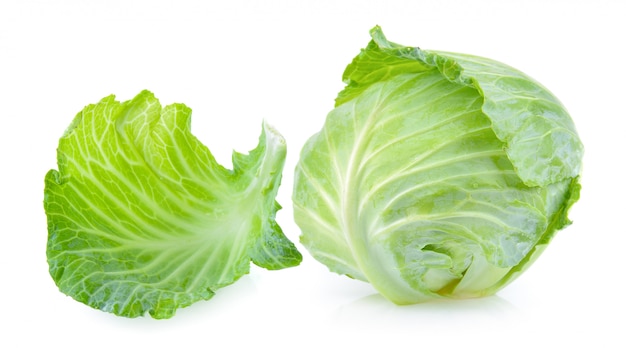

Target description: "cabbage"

left=293, top=27, right=582, bottom=304
left=44, top=91, right=301, bottom=318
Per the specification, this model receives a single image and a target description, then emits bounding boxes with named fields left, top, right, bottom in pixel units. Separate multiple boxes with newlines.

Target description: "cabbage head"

left=293, top=27, right=583, bottom=303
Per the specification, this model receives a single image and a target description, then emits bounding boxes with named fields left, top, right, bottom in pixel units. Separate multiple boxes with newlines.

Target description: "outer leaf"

left=294, top=27, right=582, bottom=304
left=343, top=26, right=583, bottom=187
left=45, top=90, right=301, bottom=318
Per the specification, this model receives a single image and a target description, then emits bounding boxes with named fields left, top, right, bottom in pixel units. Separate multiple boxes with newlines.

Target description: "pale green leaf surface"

left=45, top=90, right=301, bottom=319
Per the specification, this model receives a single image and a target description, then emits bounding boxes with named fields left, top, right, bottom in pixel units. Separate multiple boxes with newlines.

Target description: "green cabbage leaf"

left=293, top=27, right=582, bottom=303
left=44, top=90, right=301, bottom=318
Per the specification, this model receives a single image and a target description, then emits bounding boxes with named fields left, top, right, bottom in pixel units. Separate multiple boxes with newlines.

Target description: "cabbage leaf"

left=45, top=90, right=301, bottom=318
left=293, top=27, right=582, bottom=303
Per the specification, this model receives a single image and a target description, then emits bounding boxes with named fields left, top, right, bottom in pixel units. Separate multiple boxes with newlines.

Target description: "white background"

left=1, top=0, right=624, bottom=346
